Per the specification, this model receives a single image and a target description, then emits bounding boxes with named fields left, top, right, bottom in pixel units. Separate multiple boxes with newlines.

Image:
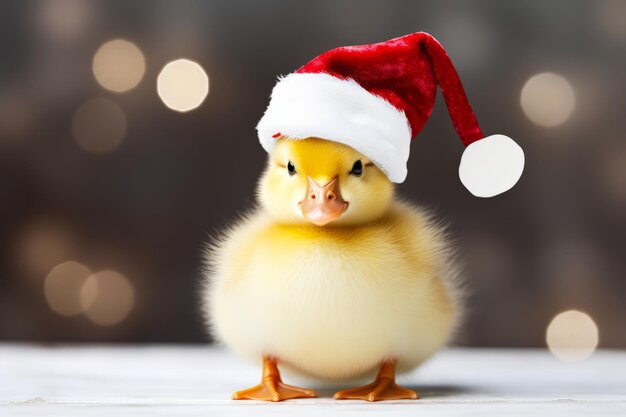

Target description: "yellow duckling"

left=202, top=32, right=523, bottom=402
left=203, top=137, right=461, bottom=402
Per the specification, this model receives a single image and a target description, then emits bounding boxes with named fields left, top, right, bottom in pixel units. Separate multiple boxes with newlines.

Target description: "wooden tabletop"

left=1, top=344, right=625, bottom=416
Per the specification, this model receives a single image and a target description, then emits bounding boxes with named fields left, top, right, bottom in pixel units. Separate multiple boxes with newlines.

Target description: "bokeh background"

left=1, top=0, right=624, bottom=355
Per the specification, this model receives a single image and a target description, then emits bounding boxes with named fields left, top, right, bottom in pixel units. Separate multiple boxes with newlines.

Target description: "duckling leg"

left=333, top=360, right=419, bottom=402
left=232, top=356, right=318, bottom=402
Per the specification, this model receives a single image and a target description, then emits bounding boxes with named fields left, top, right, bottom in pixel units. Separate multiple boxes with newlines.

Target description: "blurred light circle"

left=0, top=94, right=35, bottom=144
left=80, top=270, right=134, bottom=326
left=521, top=72, right=575, bottom=128
left=44, top=261, right=93, bottom=316
left=15, top=220, right=73, bottom=279
left=596, top=0, right=626, bottom=43
left=435, top=13, right=496, bottom=71
left=72, top=98, right=127, bottom=154
left=37, top=0, right=93, bottom=42
left=157, top=59, right=209, bottom=112
left=598, top=142, right=626, bottom=205
left=93, top=39, right=146, bottom=93
left=546, top=310, right=599, bottom=362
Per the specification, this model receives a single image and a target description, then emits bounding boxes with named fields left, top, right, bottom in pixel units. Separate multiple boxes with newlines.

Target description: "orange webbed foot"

left=232, top=380, right=317, bottom=402
left=333, top=360, right=419, bottom=402
left=333, top=379, right=418, bottom=402
left=232, top=356, right=317, bottom=402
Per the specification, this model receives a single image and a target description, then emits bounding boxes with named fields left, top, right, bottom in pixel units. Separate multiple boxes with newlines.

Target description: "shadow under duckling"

left=202, top=137, right=462, bottom=402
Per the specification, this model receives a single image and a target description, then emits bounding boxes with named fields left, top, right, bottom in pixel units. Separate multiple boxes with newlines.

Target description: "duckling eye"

left=350, top=160, right=363, bottom=177
left=287, top=161, right=297, bottom=176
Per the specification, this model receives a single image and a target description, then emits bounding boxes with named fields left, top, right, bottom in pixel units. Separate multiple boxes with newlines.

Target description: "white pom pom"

left=458, top=134, right=525, bottom=198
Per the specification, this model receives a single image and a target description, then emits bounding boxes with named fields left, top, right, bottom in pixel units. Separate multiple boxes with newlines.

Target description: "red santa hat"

left=257, top=32, right=524, bottom=197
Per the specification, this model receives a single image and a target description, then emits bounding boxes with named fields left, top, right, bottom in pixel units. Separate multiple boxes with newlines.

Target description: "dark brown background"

left=1, top=0, right=625, bottom=346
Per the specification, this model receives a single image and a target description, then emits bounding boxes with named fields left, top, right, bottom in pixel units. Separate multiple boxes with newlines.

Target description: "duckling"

left=202, top=137, right=460, bottom=402
left=202, top=32, right=523, bottom=402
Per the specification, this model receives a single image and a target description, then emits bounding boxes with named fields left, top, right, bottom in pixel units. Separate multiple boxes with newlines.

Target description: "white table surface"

left=1, top=344, right=625, bottom=416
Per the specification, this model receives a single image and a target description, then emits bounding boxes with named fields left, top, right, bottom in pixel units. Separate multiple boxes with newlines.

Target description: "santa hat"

left=257, top=32, right=524, bottom=198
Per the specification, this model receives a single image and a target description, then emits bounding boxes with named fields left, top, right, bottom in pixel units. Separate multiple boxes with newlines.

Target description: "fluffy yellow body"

left=204, top=202, right=459, bottom=381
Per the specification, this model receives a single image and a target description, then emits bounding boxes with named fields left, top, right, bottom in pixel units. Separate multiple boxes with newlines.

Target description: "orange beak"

left=299, top=176, right=348, bottom=226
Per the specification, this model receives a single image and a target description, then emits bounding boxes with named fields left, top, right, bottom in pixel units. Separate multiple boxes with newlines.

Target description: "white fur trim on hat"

left=256, top=73, right=412, bottom=183
left=458, top=134, right=525, bottom=198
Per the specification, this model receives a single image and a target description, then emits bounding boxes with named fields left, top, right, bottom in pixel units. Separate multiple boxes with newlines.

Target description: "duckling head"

left=258, top=137, right=394, bottom=226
